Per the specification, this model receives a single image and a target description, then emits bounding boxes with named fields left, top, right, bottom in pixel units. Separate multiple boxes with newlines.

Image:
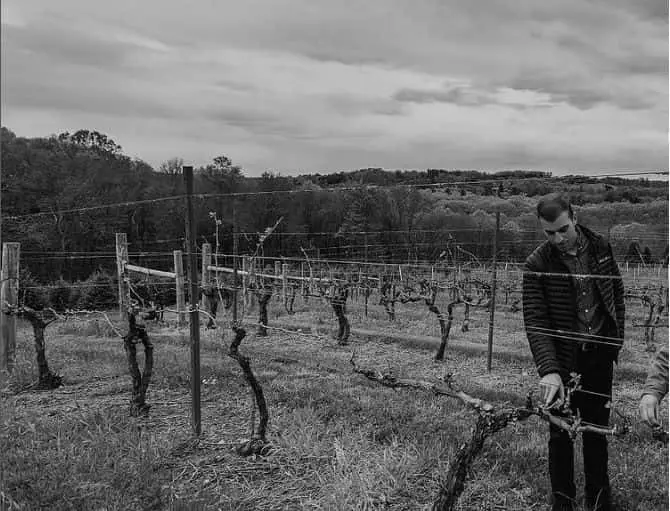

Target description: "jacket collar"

left=547, top=223, right=607, bottom=259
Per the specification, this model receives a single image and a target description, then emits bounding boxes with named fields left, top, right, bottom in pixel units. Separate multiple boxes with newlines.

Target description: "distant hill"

left=2, top=126, right=667, bottom=282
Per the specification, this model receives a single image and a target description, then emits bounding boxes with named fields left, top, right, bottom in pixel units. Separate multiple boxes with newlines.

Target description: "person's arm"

left=523, top=260, right=564, bottom=405
left=640, top=346, right=669, bottom=427
left=643, top=346, right=669, bottom=402
left=523, top=260, right=560, bottom=375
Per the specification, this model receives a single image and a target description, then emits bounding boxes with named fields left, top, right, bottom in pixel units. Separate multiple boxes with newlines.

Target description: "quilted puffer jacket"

left=522, top=225, right=625, bottom=378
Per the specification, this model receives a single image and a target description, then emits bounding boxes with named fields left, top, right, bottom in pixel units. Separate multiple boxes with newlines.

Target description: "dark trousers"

left=549, top=353, right=613, bottom=511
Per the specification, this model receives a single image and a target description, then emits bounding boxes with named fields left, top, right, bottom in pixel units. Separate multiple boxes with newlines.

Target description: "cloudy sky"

left=1, top=0, right=667, bottom=176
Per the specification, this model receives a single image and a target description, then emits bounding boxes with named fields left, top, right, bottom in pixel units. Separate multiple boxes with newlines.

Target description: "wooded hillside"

left=2, top=127, right=667, bottom=283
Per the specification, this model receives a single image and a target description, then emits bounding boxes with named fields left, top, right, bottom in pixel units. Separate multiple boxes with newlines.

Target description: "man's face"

left=539, top=211, right=578, bottom=253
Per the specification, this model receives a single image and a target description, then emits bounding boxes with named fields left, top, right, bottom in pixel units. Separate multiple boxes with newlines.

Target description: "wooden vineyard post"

left=232, top=201, right=239, bottom=326
left=246, top=256, right=254, bottom=310
left=282, top=263, right=288, bottom=306
left=274, top=260, right=281, bottom=307
left=486, top=212, right=500, bottom=373
left=300, top=263, right=305, bottom=302
left=358, top=267, right=362, bottom=303
left=116, top=233, right=129, bottom=323
left=201, top=243, right=212, bottom=317
left=308, top=265, right=314, bottom=301
left=241, top=256, right=248, bottom=312
left=183, top=165, right=202, bottom=435
left=0, top=243, right=19, bottom=375
left=174, top=250, right=186, bottom=326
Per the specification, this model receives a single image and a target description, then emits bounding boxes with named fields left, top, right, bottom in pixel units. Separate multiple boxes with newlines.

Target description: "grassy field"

left=1, top=284, right=668, bottom=510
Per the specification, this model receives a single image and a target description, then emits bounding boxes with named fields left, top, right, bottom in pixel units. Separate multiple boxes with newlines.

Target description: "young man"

left=522, top=193, right=625, bottom=511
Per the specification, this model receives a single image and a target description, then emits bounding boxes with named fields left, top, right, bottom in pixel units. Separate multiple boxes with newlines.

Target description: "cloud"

left=4, top=77, right=182, bottom=120
left=1, top=0, right=666, bottom=175
left=324, top=94, right=406, bottom=117
left=394, top=86, right=495, bottom=107
left=595, top=0, right=668, bottom=24
left=393, top=84, right=557, bottom=111
left=1, top=23, right=182, bottom=120
left=505, top=73, right=661, bottom=111
left=3, top=21, right=129, bottom=69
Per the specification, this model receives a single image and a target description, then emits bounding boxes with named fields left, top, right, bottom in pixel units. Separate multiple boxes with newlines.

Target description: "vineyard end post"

left=0, top=242, right=19, bottom=376
left=115, top=233, right=129, bottom=322
left=201, top=243, right=212, bottom=317
left=174, top=250, right=186, bottom=327
left=486, top=212, right=500, bottom=373
left=183, top=165, right=202, bottom=436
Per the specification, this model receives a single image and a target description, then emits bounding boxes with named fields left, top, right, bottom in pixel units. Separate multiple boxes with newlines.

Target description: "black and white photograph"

left=0, top=1, right=668, bottom=510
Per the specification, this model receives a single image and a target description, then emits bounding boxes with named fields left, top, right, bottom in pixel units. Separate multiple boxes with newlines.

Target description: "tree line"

left=2, top=126, right=667, bottom=285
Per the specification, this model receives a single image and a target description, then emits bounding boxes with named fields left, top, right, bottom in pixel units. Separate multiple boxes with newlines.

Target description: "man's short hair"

left=536, top=193, right=574, bottom=221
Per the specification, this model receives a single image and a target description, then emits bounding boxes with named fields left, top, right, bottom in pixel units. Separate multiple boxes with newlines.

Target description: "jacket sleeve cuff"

left=537, top=365, right=562, bottom=378
left=641, top=389, right=665, bottom=402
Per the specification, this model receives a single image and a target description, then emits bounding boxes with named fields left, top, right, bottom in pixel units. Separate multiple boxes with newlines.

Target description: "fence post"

left=246, top=256, right=255, bottom=310
left=241, top=256, right=248, bottom=311
left=300, top=262, right=305, bottom=301
left=308, top=265, right=314, bottom=300
left=183, top=165, right=202, bottom=436
left=232, top=201, right=239, bottom=326
left=282, top=263, right=288, bottom=305
left=115, top=233, right=129, bottom=322
left=358, top=267, right=362, bottom=302
left=201, top=243, right=212, bottom=315
left=486, top=212, right=500, bottom=373
left=174, top=250, right=186, bottom=326
left=0, top=243, right=20, bottom=376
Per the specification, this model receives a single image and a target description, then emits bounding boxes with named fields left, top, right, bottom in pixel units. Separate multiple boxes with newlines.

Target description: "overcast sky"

left=1, top=0, right=668, bottom=177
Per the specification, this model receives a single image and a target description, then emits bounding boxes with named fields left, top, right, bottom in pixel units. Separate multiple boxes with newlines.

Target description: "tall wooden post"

left=201, top=243, right=212, bottom=314
left=174, top=250, right=186, bottom=327
left=308, top=266, right=314, bottom=300
left=183, top=165, right=202, bottom=436
left=232, top=200, right=239, bottom=326
left=486, top=212, right=500, bottom=373
left=242, top=256, right=248, bottom=310
left=364, top=234, right=369, bottom=265
left=115, top=233, right=129, bottom=322
left=300, top=263, right=305, bottom=301
left=0, top=243, right=19, bottom=375
left=250, top=256, right=257, bottom=309
left=282, top=263, right=288, bottom=305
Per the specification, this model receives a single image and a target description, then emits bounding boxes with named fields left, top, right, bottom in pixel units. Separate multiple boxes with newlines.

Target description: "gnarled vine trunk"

left=123, top=312, right=153, bottom=416
left=432, top=412, right=522, bottom=511
left=257, top=286, right=272, bottom=336
left=330, top=288, right=350, bottom=345
left=435, top=301, right=456, bottom=361
left=229, top=326, right=270, bottom=456
left=20, top=309, right=62, bottom=389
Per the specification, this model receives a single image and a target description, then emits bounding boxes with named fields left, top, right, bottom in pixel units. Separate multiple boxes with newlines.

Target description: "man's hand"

left=639, top=394, right=660, bottom=427
left=540, top=373, right=565, bottom=408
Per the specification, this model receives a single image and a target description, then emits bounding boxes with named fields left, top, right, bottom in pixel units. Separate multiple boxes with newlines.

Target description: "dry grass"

left=0, top=289, right=668, bottom=510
